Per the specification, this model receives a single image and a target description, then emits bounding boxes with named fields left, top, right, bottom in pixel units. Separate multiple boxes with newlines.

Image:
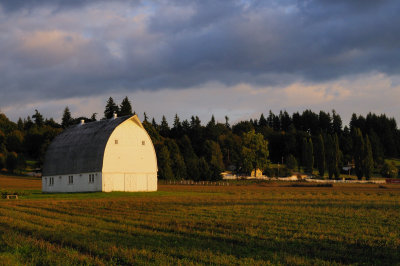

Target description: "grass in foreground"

left=0, top=175, right=399, bottom=265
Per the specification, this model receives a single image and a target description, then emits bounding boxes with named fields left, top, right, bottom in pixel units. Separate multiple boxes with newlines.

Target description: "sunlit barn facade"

left=42, top=115, right=157, bottom=192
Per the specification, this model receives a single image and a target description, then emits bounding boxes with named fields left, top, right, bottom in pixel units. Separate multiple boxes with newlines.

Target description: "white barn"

left=42, top=114, right=157, bottom=193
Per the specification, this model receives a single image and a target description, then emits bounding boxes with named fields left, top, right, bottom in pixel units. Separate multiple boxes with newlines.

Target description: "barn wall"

left=102, top=172, right=157, bottom=192
left=42, top=172, right=102, bottom=193
left=102, top=118, right=158, bottom=192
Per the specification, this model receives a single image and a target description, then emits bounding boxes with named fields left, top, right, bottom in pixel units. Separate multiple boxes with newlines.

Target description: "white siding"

left=102, top=117, right=157, bottom=192
left=42, top=172, right=102, bottom=193
left=102, top=172, right=157, bottom=192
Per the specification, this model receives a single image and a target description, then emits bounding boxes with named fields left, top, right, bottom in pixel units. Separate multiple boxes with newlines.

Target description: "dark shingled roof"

left=42, top=116, right=132, bottom=176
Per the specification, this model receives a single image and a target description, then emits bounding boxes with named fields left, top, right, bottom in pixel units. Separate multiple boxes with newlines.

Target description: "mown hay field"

left=0, top=175, right=399, bottom=265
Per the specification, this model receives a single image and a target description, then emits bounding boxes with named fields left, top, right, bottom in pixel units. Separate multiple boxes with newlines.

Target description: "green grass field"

left=0, top=175, right=399, bottom=265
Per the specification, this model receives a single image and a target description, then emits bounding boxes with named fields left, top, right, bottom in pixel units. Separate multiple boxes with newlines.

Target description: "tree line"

left=0, top=96, right=399, bottom=179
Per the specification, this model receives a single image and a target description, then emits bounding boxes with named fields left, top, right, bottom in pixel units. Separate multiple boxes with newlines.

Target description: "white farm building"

left=42, top=115, right=158, bottom=193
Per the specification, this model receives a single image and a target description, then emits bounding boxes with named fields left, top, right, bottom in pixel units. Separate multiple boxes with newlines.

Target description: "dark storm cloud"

left=0, top=0, right=102, bottom=11
left=0, top=0, right=400, bottom=107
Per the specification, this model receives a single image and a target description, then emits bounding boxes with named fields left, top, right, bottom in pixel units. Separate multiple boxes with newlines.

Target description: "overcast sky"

left=1, top=0, right=399, bottom=125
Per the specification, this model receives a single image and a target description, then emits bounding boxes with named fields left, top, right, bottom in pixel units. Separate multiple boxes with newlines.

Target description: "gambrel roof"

left=42, top=115, right=132, bottom=176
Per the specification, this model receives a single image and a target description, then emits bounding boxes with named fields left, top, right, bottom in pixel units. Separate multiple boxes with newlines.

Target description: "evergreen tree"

left=155, top=144, right=174, bottom=180
left=171, top=114, right=183, bottom=138
left=302, top=137, right=314, bottom=174
left=203, top=140, right=224, bottom=180
left=259, top=113, right=267, bottom=127
left=61, top=107, right=73, bottom=128
left=0, top=153, right=5, bottom=170
left=165, top=138, right=187, bottom=180
left=104, top=97, right=119, bottom=119
left=151, top=118, right=158, bottom=129
left=353, top=128, right=365, bottom=180
left=363, top=135, right=374, bottom=180
left=17, top=118, right=24, bottom=131
left=198, top=157, right=211, bottom=181
left=224, top=116, right=230, bottom=128
left=32, top=109, right=44, bottom=127
left=143, top=112, right=148, bottom=122
left=6, top=152, right=18, bottom=173
left=325, top=135, right=334, bottom=179
left=159, top=115, right=170, bottom=137
left=280, top=111, right=292, bottom=132
left=119, top=96, right=133, bottom=116
left=332, top=110, right=342, bottom=135
left=314, top=134, right=325, bottom=177
left=206, top=115, right=218, bottom=141
left=285, top=154, right=297, bottom=170
left=6, top=130, right=23, bottom=152
left=179, top=135, right=200, bottom=180
left=333, top=134, right=341, bottom=179
left=326, top=134, right=340, bottom=179
left=90, top=113, right=97, bottom=121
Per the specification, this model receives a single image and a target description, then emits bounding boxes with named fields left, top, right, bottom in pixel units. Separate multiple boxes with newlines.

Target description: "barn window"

left=89, top=174, right=95, bottom=183
left=49, top=177, right=54, bottom=186
left=115, top=140, right=118, bottom=144
left=142, top=140, right=146, bottom=145
left=68, top=176, right=73, bottom=184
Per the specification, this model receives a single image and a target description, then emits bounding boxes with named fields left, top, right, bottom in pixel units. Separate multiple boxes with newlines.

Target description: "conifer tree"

left=203, top=140, right=224, bottom=180
left=363, top=135, right=374, bottom=180
left=155, top=144, right=174, bottom=180
left=333, top=134, right=341, bottom=179
left=225, top=116, right=230, bottom=128
left=165, top=138, right=187, bottom=180
left=119, top=96, right=133, bottom=116
left=90, top=113, right=97, bottom=121
left=104, top=97, right=119, bottom=119
left=61, top=107, right=73, bottom=128
left=159, top=116, right=170, bottom=137
left=302, top=137, right=314, bottom=174
left=32, top=109, right=44, bottom=127
left=17, top=118, right=24, bottom=130
left=285, top=154, right=297, bottom=170
left=198, top=157, right=211, bottom=181
left=152, top=118, right=158, bottom=129
left=259, top=114, right=267, bottom=127
left=315, top=134, right=325, bottom=177
left=353, top=128, right=365, bottom=180
left=179, top=135, right=200, bottom=181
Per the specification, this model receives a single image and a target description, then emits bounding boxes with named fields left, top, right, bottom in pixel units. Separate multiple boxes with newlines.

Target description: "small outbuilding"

left=42, top=114, right=157, bottom=193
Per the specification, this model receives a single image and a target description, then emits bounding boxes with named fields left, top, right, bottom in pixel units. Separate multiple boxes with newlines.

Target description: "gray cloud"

left=0, top=0, right=400, bottom=120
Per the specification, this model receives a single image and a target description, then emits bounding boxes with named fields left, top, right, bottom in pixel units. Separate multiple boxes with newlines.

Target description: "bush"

left=264, top=167, right=276, bottom=177
left=381, top=162, right=399, bottom=178
left=286, top=154, right=297, bottom=170
left=6, top=152, right=18, bottom=173
left=264, top=167, right=292, bottom=177
left=0, top=153, right=5, bottom=170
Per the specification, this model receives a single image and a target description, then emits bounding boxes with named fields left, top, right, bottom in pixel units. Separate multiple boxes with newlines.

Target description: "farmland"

left=0, top=175, right=399, bottom=265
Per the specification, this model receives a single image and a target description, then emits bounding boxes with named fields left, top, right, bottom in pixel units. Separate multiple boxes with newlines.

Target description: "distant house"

left=42, top=114, right=157, bottom=193
left=251, top=168, right=263, bottom=178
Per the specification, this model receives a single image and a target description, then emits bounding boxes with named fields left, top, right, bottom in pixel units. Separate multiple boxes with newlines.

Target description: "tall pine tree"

left=353, top=128, right=365, bottom=180
left=363, top=135, right=374, bottom=180
left=314, top=134, right=325, bottom=177
left=61, top=107, right=73, bottom=128
left=104, top=97, right=119, bottom=119
left=119, top=96, right=133, bottom=116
